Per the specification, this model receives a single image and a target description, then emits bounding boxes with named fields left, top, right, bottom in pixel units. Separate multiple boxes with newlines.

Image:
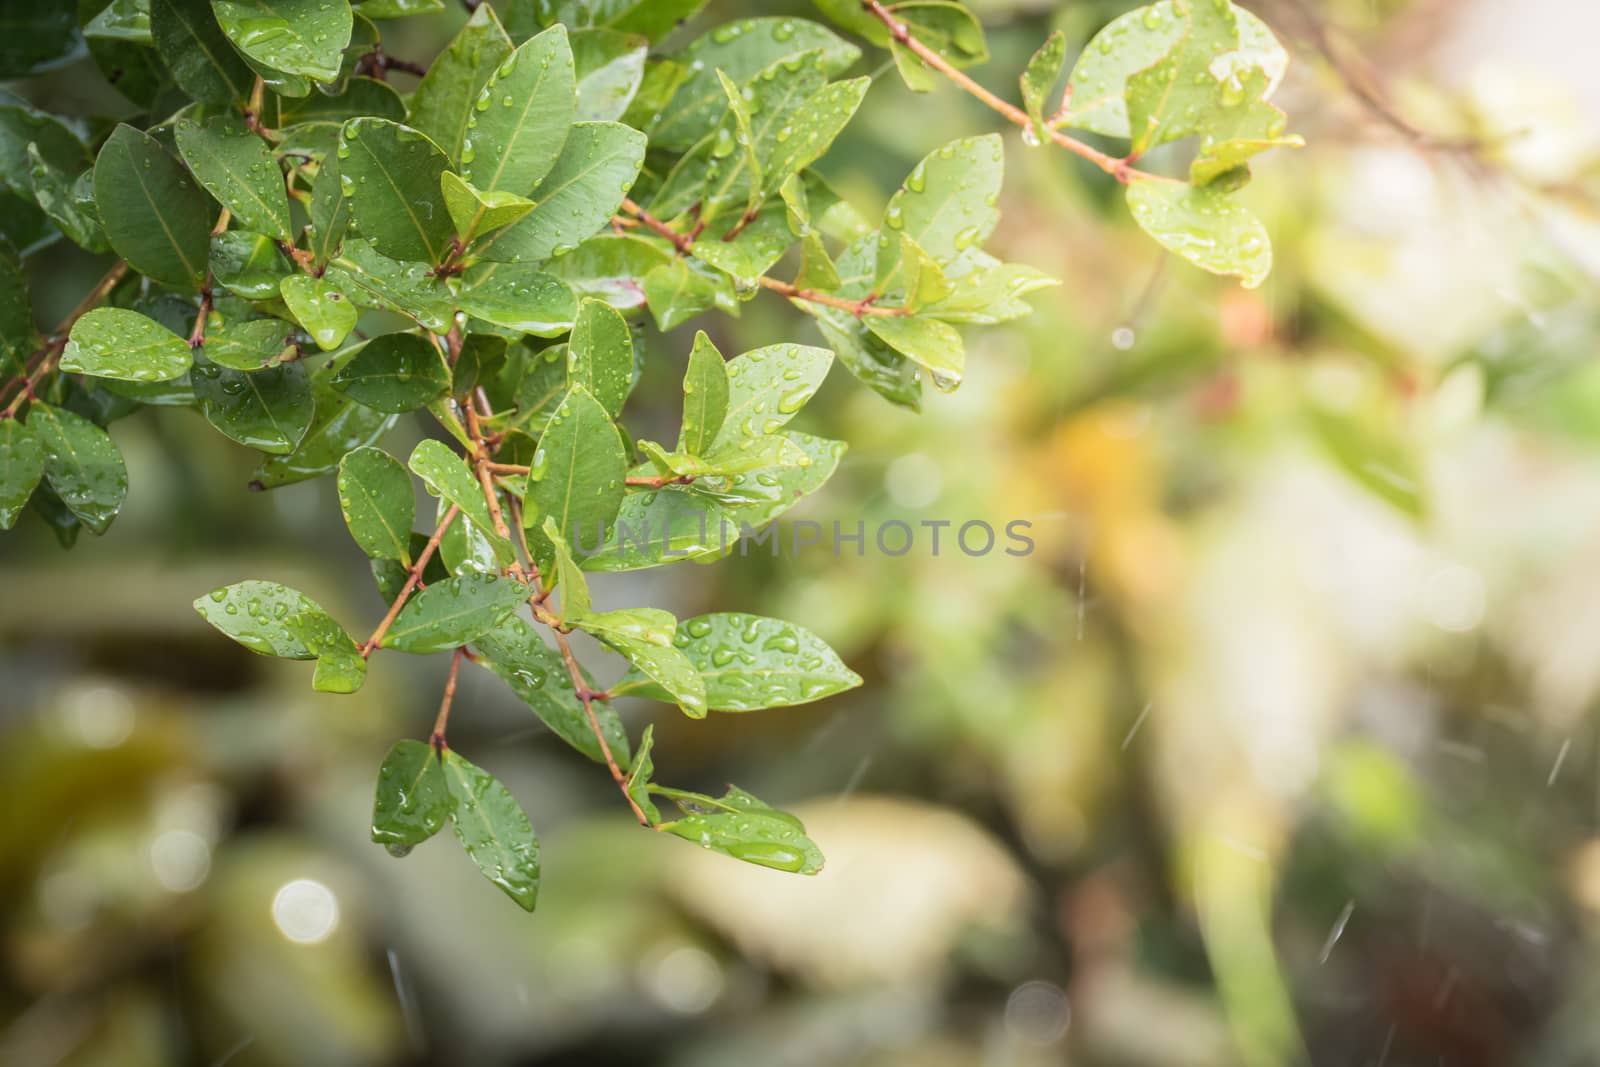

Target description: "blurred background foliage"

left=8, top=0, right=1600, bottom=1064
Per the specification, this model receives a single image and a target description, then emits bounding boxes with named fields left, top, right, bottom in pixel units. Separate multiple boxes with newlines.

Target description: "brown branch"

left=2, top=261, right=131, bottom=418
left=430, top=647, right=466, bottom=745
left=618, top=199, right=909, bottom=317
left=860, top=0, right=1151, bottom=184
left=533, top=600, right=650, bottom=825
left=626, top=473, right=695, bottom=489
left=360, top=505, right=460, bottom=657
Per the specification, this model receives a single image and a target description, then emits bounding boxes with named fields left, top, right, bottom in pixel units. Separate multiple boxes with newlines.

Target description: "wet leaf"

left=337, top=445, right=414, bottom=561
left=408, top=437, right=516, bottom=564
left=442, top=749, right=541, bottom=911
left=566, top=297, right=632, bottom=417
left=94, top=124, right=212, bottom=290
left=1125, top=176, right=1271, bottom=288
left=338, top=118, right=455, bottom=264
left=382, top=572, right=532, bottom=653
left=679, top=330, right=728, bottom=456
left=192, top=355, right=314, bottom=453
left=657, top=784, right=824, bottom=874
left=150, top=0, right=253, bottom=105
left=331, top=332, right=451, bottom=412
left=462, top=24, right=574, bottom=197
left=526, top=384, right=626, bottom=555
left=212, top=0, right=353, bottom=83
left=193, top=578, right=326, bottom=658
left=62, top=307, right=192, bottom=383
left=371, top=739, right=448, bottom=854
left=175, top=114, right=292, bottom=240
left=29, top=404, right=126, bottom=534
left=280, top=274, right=357, bottom=350
left=406, top=2, right=513, bottom=165
left=0, top=417, right=44, bottom=529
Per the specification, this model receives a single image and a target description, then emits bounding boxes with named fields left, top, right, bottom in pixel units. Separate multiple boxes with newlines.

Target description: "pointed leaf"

left=462, top=24, right=575, bottom=197
left=883, top=134, right=1003, bottom=266
left=0, top=417, right=44, bottom=529
left=94, top=124, right=212, bottom=290
left=371, top=739, right=448, bottom=854
left=382, top=572, right=532, bottom=653
left=442, top=749, right=540, bottom=911
left=710, top=343, right=833, bottom=452
left=338, top=118, right=455, bottom=264
left=29, top=404, right=127, bottom=534
left=474, top=121, right=646, bottom=265
left=581, top=608, right=707, bottom=717
left=175, top=114, right=292, bottom=240
left=441, top=171, right=534, bottom=242
left=658, top=785, right=824, bottom=873
left=527, top=384, right=626, bottom=551
left=150, top=0, right=253, bottom=105
left=1020, top=30, right=1066, bottom=137
left=679, top=330, right=727, bottom=456
left=338, top=445, right=414, bottom=562
left=567, top=297, right=632, bottom=417
left=408, top=437, right=516, bottom=564
left=406, top=3, right=514, bottom=165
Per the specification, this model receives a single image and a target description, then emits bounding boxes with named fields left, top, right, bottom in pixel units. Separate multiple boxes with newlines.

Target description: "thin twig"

left=430, top=648, right=465, bottom=745
left=860, top=0, right=1153, bottom=184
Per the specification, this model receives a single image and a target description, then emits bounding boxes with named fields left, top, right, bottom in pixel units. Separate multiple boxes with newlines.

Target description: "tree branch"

left=859, top=0, right=1151, bottom=184
left=360, top=505, right=460, bottom=657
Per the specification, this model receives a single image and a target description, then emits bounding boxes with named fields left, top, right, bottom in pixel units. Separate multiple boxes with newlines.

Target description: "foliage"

left=0, top=0, right=1297, bottom=911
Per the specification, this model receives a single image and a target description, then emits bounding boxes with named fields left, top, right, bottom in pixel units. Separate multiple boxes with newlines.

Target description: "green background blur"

left=8, top=0, right=1600, bottom=1063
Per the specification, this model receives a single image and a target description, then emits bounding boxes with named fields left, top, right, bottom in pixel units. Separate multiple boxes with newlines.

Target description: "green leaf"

left=61, top=308, right=192, bottom=383
left=624, top=724, right=660, bottom=823
left=571, top=28, right=646, bottom=122
left=212, top=0, right=353, bottom=83
left=864, top=314, right=963, bottom=390
left=0, top=416, right=44, bottom=529
left=338, top=118, right=455, bottom=264
left=883, top=2, right=988, bottom=91
left=405, top=2, right=513, bottom=166
left=382, top=572, right=531, bottom=653
left=581, top=607, right=707, bottom=717
left=703, top=430, right=845, bottom=527
left=94, top=124, right=212, bottom=290
left=473, top=121, right=646, bottom=265
left=325, top=238, right=455, bottom=332
left=1125, top=177, right=1271, bottom=289
left=285, top=610, right=367, bottom=693
left=462, top=24, right=575, bottom=197
left=926, top=249, right=1058, bottom=325
left=210, top=230, right=291, bottom=300
left=268, top=75, right=405, bottom=125
left=636, top=435, right=806, bottom=479
left=657, top=785, right=824, bottom=873
left=794, top=230, right=840, bottom=291
left=1061, top=0, right=1288, bottom=141
left=150, top=0, right=253, bottom=105
left=653, top=18, right=859, bottom=151
left=0, top=102, right=88, bottom=201
left=175, top=114, right=291, bottom=241
left=250, top=372, right=395, bottom=489
left=527, top=384, right=626, bottom=552
left=338, top=445, right=413, bottom=562
left=308, top=153, right=352, bottom=267
left=1020, top=29, right=1066, bottom=137
left=192, top=356, right=314, bottom=453
left=29, top=404, right=126, bottom=534
left=441, top=171, right=535, bottom=242
left=529, top=0, right=707, bottom=41
left=408, top=437, right=516, bottom=564
left=193, top=579, right=324, bottom=658
left=371, top=739, right=448, bottom=855
left=883, top=133, right=1002, bottom=265
left=539, top=515, right=590, bottom=618
left=710, top=343, right=833, bottom=451
left=567, top=298, right=632, bottom=417
left=579, top=486, right=738, bottom=571
left=456, top=264, right=576, bottom=336
left=1187, top=67, right=1302, bottom=186
left=85, top=0, right=152, bottom=41
left=441, top=749, right=541, bottom=911
left=543, top=233, right=670, bottom=311
left=679, top=330, right=727, bottom=456
left=331, top=332, right=451, bottom=412
left=474, top=614, right=632, bottom=767
left=280, top=274, right=357, bottom=350
left=201, top=316, right=296, bottom=370
left=620, top=56, right=689, bottom=130
left=357, top=0, right=444, bottom=17
left=641, top=257, right=727, bottom=332
left=619, top=612, right=860, bottom=711
left=27, top=146, right=105, bottom=253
